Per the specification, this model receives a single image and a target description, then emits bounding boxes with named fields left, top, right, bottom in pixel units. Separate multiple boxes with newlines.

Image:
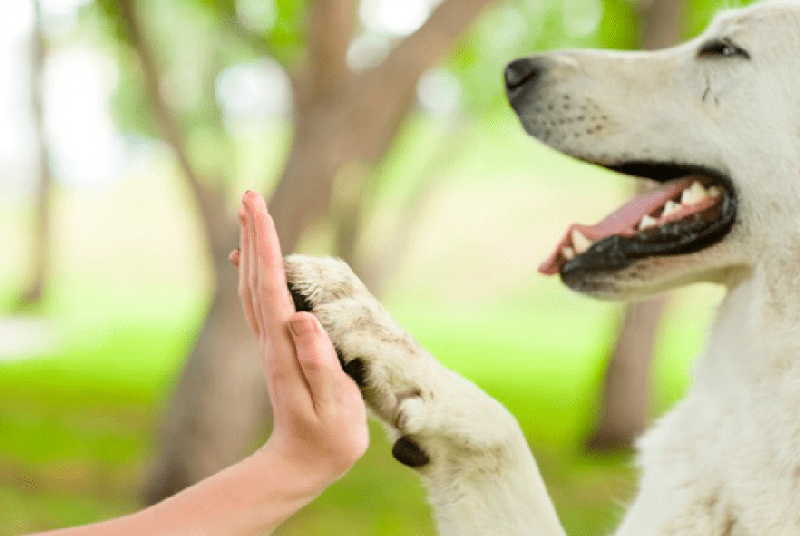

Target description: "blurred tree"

left=108, top=0, right=268, bottom=505
left=338, top=116, right=468, bottom=296
left=17, top=0, right=53, bottom=309
left=100, top=0, right=499, bottom=503
left=586, top=0, right=684, bottom=451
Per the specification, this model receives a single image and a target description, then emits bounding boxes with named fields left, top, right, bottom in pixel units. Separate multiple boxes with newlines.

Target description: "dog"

left=285, top=1, right=800, bottom=534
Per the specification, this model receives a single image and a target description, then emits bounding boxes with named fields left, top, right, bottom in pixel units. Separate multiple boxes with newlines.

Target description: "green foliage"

left=447, top=0, right=639, bottom=117
left=267, top=0, right=308, bottom=66
left=84, top=0, right=756, bottom=148
left=596, top=0, right=639, bottom=49
left=195, top=0, right=238, bottom=16
left=447, top=1, right=556, bottom=116
left=109, top=54, right=159, bottom=138
left=687, top=0, right=760, bottom=37
left=192, top=0, right=307, bottom=65
left=91, top=0, right=131, bottom=44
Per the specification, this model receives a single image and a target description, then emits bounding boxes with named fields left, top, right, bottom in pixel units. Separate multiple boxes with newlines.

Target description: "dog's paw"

left=284, top=256, right=436, bottom=430
left=285, top=255, right=521, bottom=469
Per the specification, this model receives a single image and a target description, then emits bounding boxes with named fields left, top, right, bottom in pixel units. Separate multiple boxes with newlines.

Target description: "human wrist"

left=213, top=448, right=329, bottom=534
left=255, top=439, right=349, bottom=495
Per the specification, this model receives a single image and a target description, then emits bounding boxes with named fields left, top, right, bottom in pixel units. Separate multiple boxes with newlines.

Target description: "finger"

left=245, top=195, right=262, bottom=328
left=288, top=312, right=340, bottom=410
left=238, top=206, right=259, bottom=335
left=243, top=192, right=306, bottom=398
left=229, top=248, right=240, bottom=268
left=243, top=192, right=295, bottom=319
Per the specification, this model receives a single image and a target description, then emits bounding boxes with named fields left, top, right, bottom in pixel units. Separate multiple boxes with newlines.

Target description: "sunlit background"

left=0, top=0, right=753, bottom=534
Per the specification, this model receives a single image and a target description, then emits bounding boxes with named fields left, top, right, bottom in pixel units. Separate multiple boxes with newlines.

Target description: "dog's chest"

left=629, top=385, right=800, bottom=535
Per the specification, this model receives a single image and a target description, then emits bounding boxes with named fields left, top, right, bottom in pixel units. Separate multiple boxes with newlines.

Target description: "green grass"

left=0, top=281, right=720, bottom=535
left=0, top=117, right=724, bottom=534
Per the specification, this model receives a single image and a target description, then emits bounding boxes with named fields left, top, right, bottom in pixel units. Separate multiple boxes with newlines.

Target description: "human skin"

left=32, top=191, right=368, bottom=536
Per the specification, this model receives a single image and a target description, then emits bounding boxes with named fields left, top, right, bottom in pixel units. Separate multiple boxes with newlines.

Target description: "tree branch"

left=306, top=0, right=357, bottom=101
left=364, top=0, right=497, bottom=93
left=224, top=14, right=268, bottom=51
left=267, top=0, right=497, bottom=254
left=117, top=0, right=227, bottom=252
left=343, top=0, right=497, bottom=165
left=222, top=14, right=288, bottom=68
left=17, top=0, right=52, bottom=307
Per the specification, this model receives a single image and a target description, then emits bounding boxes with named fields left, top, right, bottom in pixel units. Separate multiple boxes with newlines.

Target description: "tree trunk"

left=585, top=0, right=683, bottom=451
left=114, top=0, right=272, bottom=502
left=586, top=297, right=668, bottom=450
left=17, top=0, right=52, bottom=309
left=142, top=247, right=268, bottom=504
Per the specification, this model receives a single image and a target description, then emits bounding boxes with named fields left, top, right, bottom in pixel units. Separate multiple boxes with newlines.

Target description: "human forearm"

left=34, top=448, right=327, bottom=536
left=138, top=447, right=327, bottom=535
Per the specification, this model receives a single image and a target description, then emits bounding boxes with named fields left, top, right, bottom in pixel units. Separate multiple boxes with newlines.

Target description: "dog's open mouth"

left=539, top=163, right=737, bottom=277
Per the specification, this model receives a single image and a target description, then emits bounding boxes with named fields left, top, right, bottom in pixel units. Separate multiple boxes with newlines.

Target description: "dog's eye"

left=698, top=39, right=750, bottom=60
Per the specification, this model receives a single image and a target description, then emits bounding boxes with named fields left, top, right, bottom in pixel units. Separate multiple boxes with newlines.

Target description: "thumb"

left=288, top=312, right=340, bottom=408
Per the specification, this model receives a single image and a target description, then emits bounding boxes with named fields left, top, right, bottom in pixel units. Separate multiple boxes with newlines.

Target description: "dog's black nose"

left=504, top=58, right=545, bottom=92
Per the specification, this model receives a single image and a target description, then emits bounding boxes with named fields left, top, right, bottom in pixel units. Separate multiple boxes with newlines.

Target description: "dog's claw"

left=342, top=357, right=368, bottom=388
left=392, top=436, right=431, bottom=468
left=287, top=282, right=313, bottom=312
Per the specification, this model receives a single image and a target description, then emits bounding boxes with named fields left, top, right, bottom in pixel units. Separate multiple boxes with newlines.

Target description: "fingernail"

left=289, top=316, right=317, bottom=337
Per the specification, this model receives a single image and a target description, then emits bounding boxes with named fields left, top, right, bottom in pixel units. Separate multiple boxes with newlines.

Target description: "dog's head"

left=508, top=1, right=800, bottom=300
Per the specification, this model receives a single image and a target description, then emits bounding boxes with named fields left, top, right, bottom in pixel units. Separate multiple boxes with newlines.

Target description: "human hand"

left=231, top=191, right=368, bottom=489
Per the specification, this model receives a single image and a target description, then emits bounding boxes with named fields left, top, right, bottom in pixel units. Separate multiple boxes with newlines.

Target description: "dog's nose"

left=504, top=57, right=546, bottom=92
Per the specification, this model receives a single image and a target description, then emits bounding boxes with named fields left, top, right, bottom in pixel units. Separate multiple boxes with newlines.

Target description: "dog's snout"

left=504, top=57, right=546, bottom=93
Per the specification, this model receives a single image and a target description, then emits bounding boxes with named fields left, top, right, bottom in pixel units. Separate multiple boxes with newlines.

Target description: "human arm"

left=30, top=191, right=368, bottom=535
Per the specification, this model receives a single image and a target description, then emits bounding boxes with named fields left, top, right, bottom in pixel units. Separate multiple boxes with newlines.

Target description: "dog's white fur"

left=287, top=2, right=800, bottom=534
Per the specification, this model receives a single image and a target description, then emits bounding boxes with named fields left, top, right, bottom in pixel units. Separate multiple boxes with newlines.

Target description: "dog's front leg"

left=285, top=255, right=565, bottom=536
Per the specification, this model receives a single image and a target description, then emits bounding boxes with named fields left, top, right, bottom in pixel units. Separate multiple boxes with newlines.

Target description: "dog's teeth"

left=681, top=182, right=708, bottom=205
left=571, top=230, right=593, bottom=254
left=708, top=185, right=723, bottom=198
left=562, top=246, right=576, bottom=261
left=662, top=200, right=681, bottom=217
left=638, top=215, right=658, bottom=231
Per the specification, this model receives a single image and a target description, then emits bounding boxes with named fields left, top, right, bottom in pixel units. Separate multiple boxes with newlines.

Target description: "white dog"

left=285, top=2, right=800, bottom=534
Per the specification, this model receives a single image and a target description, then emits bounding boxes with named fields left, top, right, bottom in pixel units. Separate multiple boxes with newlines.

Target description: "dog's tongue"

left=539, top=178, right=694, bottom=275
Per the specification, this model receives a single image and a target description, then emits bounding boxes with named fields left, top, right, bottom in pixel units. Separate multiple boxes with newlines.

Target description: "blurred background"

left=0, top=0, right=754, bottom=534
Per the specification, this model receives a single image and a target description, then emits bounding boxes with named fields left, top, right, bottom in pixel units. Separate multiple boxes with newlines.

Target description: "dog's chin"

left=560, top=255, right=722, bottom=301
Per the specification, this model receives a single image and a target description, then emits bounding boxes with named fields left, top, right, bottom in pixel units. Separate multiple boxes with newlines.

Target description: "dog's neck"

left=696, top=254, right=800, bottom=391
